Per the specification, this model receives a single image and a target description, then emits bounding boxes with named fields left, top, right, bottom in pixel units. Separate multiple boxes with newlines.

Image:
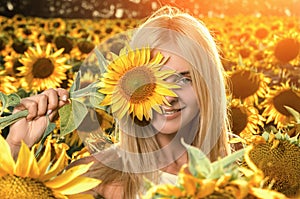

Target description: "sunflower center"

left=231, top=71, right=260, bottom=99
left=12, top=39, right=28, bottom=54
left=255, top=27, right=269, bottom=39
left=249, top=140, right=300, bottom=197
left=32, top=58, right=54, bottom=78
left=54, top=35, right=73, bottom=53
left=274, top=38, right=300, bottom=63
left=0, top=175, right=55, bottom=198
left=119, top=66, right=156, bottom=103
left=231, top=107, right=248, bottom=135
left=273, top=90, right=300, bottom=116
left=78, top=41, right=95, bottom=54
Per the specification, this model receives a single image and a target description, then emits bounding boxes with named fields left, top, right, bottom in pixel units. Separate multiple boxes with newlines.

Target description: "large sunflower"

left=18, top=43, right=71, bottom=92
left=261, top=81, right=300, bottom=129
left=227, top=66, right=271, bottom=106
left=246, top=132, right=300, bottom=197
left=98, top=47, right=179, bottom=121
left=0, top=135, right=101, bottom=199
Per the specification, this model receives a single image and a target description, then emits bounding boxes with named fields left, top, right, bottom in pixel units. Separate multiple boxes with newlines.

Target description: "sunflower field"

left=0, top=0, right=300, bottom=198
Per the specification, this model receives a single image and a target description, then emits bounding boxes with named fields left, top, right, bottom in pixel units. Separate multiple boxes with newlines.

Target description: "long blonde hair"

left=89, top=6, right=231, bottom=198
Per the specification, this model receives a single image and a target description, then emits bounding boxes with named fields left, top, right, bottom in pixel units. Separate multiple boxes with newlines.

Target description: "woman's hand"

left=6, top=88, right=69, bottom=158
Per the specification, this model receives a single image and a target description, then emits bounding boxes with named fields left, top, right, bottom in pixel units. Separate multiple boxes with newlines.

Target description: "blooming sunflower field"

left=0, top=13, right=300, bottom=198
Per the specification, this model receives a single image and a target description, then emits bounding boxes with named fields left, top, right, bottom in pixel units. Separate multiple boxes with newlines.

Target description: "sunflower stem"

left=0, top=110, right=28, bottom=130
left=69, top=81, right=100, bottom=99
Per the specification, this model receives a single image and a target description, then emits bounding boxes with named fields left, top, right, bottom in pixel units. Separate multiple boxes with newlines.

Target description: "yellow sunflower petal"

left=67, top=194, right=96, bottom=199
left=0, top=135, right=15, bottom=175
left=52, top=176, right=101, bottom=195
left=14, top=141, right=39, bottom=177
left=250, top=187, right=288, bottom=199
left=38, top=140, right=52, bottom=175
left=44, top=162, right=95, bottom=188
left=40, top=147, right=67, bottom=181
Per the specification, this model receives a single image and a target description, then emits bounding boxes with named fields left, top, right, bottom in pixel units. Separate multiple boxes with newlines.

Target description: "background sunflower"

left=18, top=43, right=71, bottom=92
left=261, top=81, right=300, bottom=129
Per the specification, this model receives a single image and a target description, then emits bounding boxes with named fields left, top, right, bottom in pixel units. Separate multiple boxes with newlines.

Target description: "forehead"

left=153, top=50, right=190, bottom=72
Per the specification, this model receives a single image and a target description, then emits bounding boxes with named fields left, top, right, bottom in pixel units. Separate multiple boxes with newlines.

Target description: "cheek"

left=178, top=87, right=198, bottom=109
left=179, top=88, right=199, bottom=117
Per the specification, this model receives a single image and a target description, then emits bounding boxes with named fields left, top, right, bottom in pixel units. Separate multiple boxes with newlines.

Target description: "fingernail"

left=46, top=109, right=52, bottom=116
left=61, top=95, right=67, bottom=102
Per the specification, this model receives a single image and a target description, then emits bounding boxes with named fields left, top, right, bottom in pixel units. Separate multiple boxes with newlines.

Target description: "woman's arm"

left=6, top=88, right=69, bottom=159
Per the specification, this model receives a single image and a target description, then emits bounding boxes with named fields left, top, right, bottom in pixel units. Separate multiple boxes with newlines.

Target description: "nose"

left=164, top=95, right=178, bottom=106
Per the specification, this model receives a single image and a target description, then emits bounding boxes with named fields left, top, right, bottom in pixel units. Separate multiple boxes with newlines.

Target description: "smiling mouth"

left=161, top=107, right=184, bottom=115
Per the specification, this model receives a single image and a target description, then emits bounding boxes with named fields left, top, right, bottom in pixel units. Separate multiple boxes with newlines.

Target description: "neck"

left=155, top=118, right=200, bottom=174
left=155, top=133, right=188, bottom=175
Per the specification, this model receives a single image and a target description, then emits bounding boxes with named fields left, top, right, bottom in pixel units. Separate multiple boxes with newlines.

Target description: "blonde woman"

left=7, top=6, right=231, bottom=199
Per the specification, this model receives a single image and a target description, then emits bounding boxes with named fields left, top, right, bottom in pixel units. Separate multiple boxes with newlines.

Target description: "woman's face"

left=152, top=50, right=200, bottom=134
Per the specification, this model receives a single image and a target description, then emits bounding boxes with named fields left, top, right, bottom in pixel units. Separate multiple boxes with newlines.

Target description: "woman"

left=6, top=6, right=231, bottom=199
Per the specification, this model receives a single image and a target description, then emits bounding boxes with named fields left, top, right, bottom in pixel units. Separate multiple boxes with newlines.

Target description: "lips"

left=160, top=106, right=185, bottom=115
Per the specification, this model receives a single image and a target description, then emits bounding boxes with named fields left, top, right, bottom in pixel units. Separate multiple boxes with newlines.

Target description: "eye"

left=176, top=76, right=192, bottom=86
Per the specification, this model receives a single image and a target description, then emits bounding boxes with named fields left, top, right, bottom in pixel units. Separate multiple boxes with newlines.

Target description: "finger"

left=20, top=98, right=38, bottom=120
left=43, top=89, right=59, bottom=112
left=36, top=94, right=49, bottom=116
left=48, top=109, right=58, bottom=121
left=56, top=88, right=70, bottom=107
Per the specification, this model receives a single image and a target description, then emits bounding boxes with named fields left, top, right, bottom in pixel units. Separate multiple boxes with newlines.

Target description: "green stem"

left=0, top=110, right=28, bottom=130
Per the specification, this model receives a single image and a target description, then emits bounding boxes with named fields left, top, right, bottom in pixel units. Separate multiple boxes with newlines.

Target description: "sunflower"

left=3, top=52, right=23, bottom=78
left=11, top=38, right=31, bottom=54
left=0, top=75, right=18, bottom=94
left=0, top=34, right=13, bottom=57
left=54, top=35, right=74, bottom=54
left=227, top=65, right=271, bottom=106
left=18, top=43, right=72, bottom=92
left=229, top=99, right=265, bottom=143
left=273, top=36, right=300, bottom=64
left=246, top=132, right=300, bottom=197
left=0, top=135, right=101, bottom=199
left=15, top=23, right=40, bottom=42
left=254, top=25, right=270, bottom=40
left=70, top=38, right=96, bottom=61
left=98, top=47, right=179, bottom=121
left=46, top=18, right=67, bottom=34
left=264, top=30, right=300, bottom=72
left=261, top=81, right=300, bottom=129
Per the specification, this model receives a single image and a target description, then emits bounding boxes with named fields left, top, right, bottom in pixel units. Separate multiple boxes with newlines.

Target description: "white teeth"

left=161, top=109, right=179, bottom=115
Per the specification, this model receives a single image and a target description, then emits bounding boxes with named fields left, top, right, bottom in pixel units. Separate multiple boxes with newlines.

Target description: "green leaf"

left=0, top=92, right=21, bottom=115
left=59, top=99, right=88, bottom=136
left=88, top=87, right=106, bottom=110
left=7, top=93, right=21, bottom=107
left=209, top=148, right=245, bottom=179
left=35, top=120, right=56, bottom=158
left=94, top=47, right=108, bottom=73
left=69, top=71, right=81, bottom=93
left=0, top=110, right=28, bottom=130
left=181, top=138, right=211, bottom=179
left=0, top=92, right=8, bottom=115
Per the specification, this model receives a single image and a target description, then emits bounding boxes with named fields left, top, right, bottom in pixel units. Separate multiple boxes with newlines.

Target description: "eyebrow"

left=178, top=71, right=190, bottom=76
